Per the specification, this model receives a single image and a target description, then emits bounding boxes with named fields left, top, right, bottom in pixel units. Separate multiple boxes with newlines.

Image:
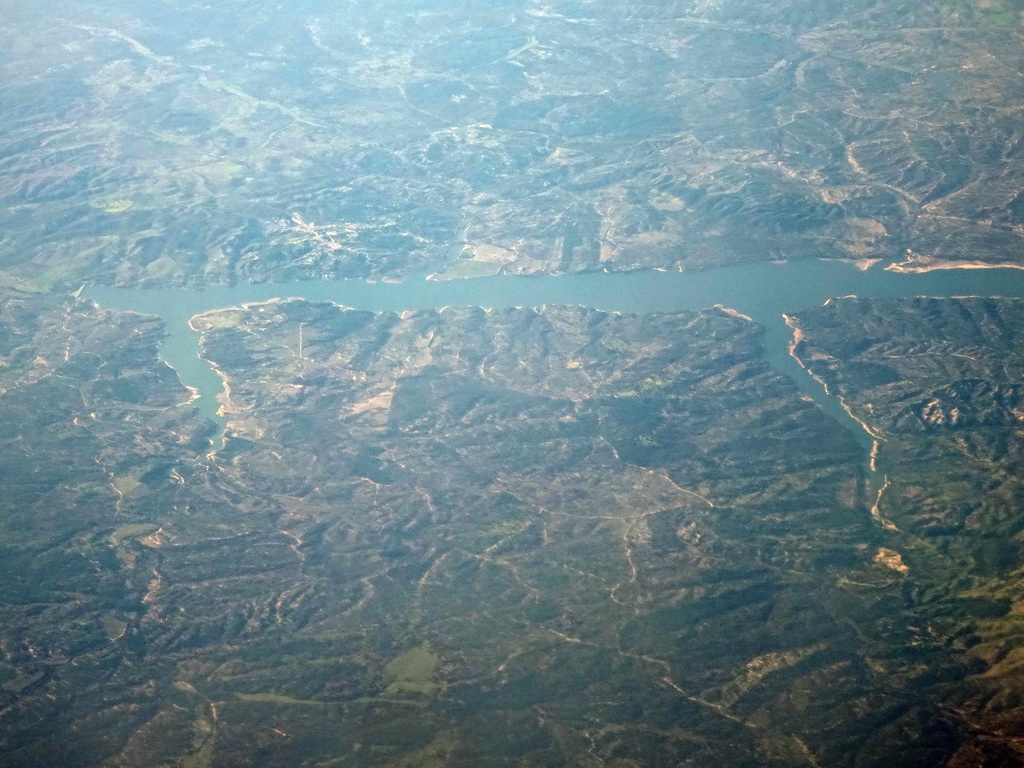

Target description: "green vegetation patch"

left=235, top=692, right=326, bottom=707
left=2, top=670, right=44, bottom=694
left=384, top=647, right=439, bottom=697
left=380, top=730, right=460, bottom=768
left=100, top=614, right=128, bottom=642
left=89, top=196, right=134, bottom=214
left=108, top=523, right=158, bottom=547
left=194, top=310, right=246, bottom=329
left=111, top=473, right=142, bottom=497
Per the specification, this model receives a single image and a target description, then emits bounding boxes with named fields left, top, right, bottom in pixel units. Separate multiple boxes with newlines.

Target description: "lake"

left=84, top=259, right=1024, bottom=454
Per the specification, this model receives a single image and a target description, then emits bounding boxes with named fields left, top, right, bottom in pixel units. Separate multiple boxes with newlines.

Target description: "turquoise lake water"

left=84, top=260, right=1024, bottom=453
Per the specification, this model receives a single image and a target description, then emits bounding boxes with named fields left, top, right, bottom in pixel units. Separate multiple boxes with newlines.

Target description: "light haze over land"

left=3, top=0, right=1024, bottom=766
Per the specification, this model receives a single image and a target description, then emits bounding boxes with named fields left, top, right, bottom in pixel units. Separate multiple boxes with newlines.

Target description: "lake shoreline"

left=84, top=259, right=1024, bottom=468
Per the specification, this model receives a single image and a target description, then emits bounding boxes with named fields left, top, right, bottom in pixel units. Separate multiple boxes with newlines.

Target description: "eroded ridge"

left=792, top=296, right=1024, bottom=764
left=153, top=300, right=914, bottom=766
left=7, top=0, right=1024, bottom=291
